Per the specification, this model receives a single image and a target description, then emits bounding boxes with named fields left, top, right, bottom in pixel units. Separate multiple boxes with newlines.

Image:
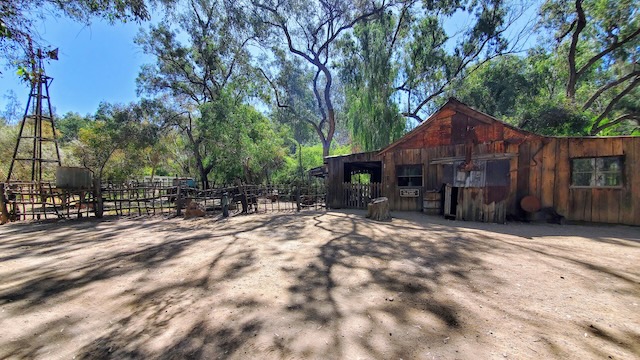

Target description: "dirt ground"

left=0, top=210, right=638, bottom=360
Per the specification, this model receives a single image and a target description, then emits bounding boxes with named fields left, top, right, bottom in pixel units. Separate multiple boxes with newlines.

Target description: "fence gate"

left=341, top=182, right=382, bottom=209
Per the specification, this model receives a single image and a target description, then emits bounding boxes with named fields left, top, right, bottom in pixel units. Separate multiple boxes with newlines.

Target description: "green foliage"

left=399, top=0, right=514, bottom=119
left=517, top=99, right=591, bottom=136
left=341, top=12, right=406, bottom=151
left=70, top=102, right=159, bottom=182
left=271, top=143, right=352, bottom=185
left=538, top=0, right=640, bottom=134
left=0, top=123, right=18, bottom=180
left=191, top=92, right=286, bottom=186
left=56, top=112, right=91, bottom=144
left=452, top=55, right=542, bottom=118
left=269, top=55, right=320, bottom=145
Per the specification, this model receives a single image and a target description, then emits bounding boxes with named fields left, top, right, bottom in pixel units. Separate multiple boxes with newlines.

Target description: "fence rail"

left=1, top=181, right=326, bottom=223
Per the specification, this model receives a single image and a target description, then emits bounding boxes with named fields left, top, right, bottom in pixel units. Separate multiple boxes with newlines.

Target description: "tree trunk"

left=322, top=139, right=330, bottom=158
left=93, top=177, right=104, bottom=218
left=366, top=197, right=391, bottom=221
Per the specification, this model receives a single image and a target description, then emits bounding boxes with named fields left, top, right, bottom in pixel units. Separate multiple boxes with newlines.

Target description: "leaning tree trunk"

left=367, top=197, right=391, bottom=221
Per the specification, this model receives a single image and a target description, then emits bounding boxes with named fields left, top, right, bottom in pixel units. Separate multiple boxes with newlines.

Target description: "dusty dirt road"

left=0, top=210, right=638, bottom=359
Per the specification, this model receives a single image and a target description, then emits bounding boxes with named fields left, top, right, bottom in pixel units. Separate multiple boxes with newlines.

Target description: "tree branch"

left=590, top=77, right=640, bottom=134
left=576, top=26, right=640, bottom=78
left=258, top=68, right=289, bottom=108
left=583, top=70, right=640, bottom=110
left=566, top=0, right=586, bottom=100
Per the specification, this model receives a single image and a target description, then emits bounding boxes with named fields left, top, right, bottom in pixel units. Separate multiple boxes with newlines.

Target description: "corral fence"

left=0, top=181, right=326, bottom=222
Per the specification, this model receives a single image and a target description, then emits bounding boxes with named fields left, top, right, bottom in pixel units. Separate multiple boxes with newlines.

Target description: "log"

left=366, top=197, right=391, bottom=221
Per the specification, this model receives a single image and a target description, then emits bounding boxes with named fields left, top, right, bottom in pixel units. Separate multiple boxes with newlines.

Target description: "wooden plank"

left=605, top=189, right=620, bottom=224
left=554, top=139, right=570, bottom=218
left=591, top=188, right=604, bottom=223
left=568, top=188, right=583, bottom=221
left=516, top=142, right=531, bottom=217
left=527, top=139, right=542, bottom=200
left=629, top=138, right=640, bottom=225
left=540, top=139, right=556, bottom=208
left=611, top=138, right=623, bottom=224
left=507, top=142, right=519, bottom=216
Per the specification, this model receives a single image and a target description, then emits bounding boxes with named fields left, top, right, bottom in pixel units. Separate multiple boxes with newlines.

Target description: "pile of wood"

left=366, top=197, right=391, bottom=221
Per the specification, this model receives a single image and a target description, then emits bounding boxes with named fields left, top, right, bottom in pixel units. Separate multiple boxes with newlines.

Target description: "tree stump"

left=366, top=197, right=391, bottom=221
left=184, top=199, right=206, bottom=219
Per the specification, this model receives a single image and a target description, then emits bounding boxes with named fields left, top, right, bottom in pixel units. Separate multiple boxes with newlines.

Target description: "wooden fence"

left=341, top=182, right=383, bottom=209
left=0, top=182, right=326, bottom=222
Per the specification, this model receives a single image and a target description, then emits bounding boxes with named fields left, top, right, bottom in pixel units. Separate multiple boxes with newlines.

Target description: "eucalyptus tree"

left=136, top=0, right=257, bottom=188
left=248, top=0, right=399, bottom=157
left=339, top=10, right=407, bottom=151
left=539, top=0, right=639, bottom=134
left=266, top=53, right=320, bottom=145
left=396, top=0, right=531, bottom=122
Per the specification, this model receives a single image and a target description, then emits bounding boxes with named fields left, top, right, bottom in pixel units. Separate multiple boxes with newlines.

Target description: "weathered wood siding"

left=326, top=151, right=381, bottom=209
left=521, top=137, right=640, bottom=226
left=380, top=109, right=530, bottom=215
left=327, top=98, right=640, bottom=225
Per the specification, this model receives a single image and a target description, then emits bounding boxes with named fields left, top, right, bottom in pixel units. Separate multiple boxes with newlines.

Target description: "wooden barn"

left=326, top=98, right=640, bottom=225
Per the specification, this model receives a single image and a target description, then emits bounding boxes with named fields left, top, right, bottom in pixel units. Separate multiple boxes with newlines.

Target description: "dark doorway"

left=444, top=185, right=459, bottom=219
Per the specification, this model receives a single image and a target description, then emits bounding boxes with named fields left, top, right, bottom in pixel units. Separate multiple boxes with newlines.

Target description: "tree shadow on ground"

left=0, top=210, right=638, bottom=359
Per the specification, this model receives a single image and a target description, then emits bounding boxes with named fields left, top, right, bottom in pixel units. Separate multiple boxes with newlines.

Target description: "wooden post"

left=0, top=184, right=9, bottom=225
left=176, top=182, right=182, bottom=216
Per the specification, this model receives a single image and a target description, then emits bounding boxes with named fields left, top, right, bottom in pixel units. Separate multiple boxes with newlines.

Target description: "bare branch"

left=258, top=68, right=289, bottom=108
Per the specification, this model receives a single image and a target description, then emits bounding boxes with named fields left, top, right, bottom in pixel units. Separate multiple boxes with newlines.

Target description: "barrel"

left=423, top=190, right=441, bottom=215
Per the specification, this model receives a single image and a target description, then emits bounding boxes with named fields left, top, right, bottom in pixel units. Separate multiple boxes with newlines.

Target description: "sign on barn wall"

left=400, top=189, right=420, bottom=197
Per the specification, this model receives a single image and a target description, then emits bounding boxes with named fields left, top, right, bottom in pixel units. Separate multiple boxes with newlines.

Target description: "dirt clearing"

left=0, top=211, right=638, bottom=359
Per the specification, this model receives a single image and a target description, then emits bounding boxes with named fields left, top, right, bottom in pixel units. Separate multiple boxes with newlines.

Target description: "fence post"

left=176, top=182, right=182, bottom=216
left=0, top=184, right=9, bottom=224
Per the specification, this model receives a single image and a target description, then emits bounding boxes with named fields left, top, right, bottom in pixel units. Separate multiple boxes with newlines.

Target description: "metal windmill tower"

left=6, top=49, right=62, bottom=183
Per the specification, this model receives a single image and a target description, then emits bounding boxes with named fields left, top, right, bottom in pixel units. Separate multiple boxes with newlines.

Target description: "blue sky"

left=0, top=2, right=540, bottom=122
left=0, top=16, right=154, bottom=118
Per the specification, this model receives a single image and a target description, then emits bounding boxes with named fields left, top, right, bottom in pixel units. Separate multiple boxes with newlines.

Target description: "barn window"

left=571, top=156, right=623, bottom=187
left=397, top=165, right=422, bottom=187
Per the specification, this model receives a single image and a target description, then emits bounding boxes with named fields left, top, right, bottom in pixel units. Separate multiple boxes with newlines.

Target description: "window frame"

left=570, top=156, right=624, bottom=189
left=396, top=164, right=423, bottom=187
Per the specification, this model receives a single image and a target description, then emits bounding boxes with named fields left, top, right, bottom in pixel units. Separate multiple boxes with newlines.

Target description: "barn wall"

left=327, top=101, right=640, bottom=225
left=519, top=137, right=640, bottom=226
left=381, top=111, right=530, bottom=214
